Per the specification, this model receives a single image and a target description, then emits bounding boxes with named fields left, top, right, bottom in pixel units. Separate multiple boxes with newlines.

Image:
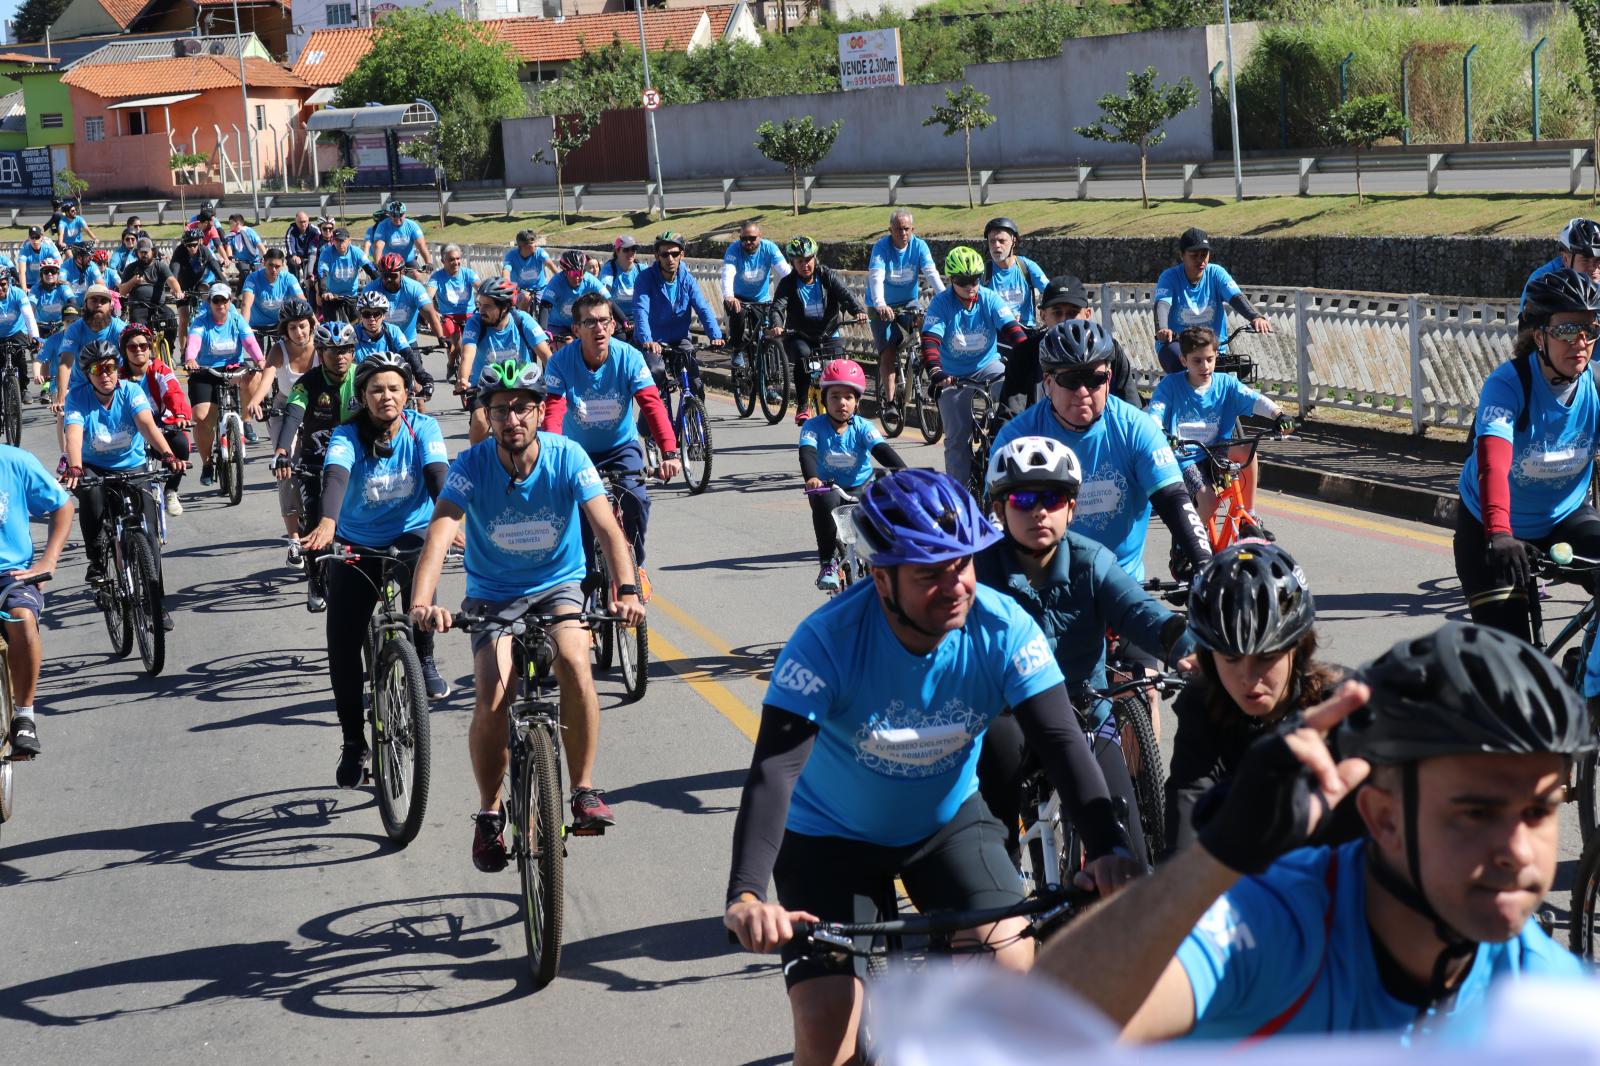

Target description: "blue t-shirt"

left=462, top=309, right=547, bottom=379
left=601, top=261, right=643, bottom=318
left=61, top=260, right=103, bottom=306
left=503, top=247, right=550, bottom=294
left=795, top=277, right=832, bottom=330
left=994, top=397, right=1184, bottom=580
left=30, top=282, right=68, bottom=326
left=225, top=226, right=262, bottom=266
left=1458, top=354, right=1600, bottom=539
left=542, top=339, right=655, bottom=456
left=362, top=277, right=431, bottom=343
left=1177, top=841, right=1583, bottom=1039
left=242, top=269, right=305, bottom=331
left=17, top=240, right=59, bottom=287
left=921, top=286, right=1017, bottom=378
left=353, top=321, right=412, bottom=364
left=0, top=285, right=31, bottom=339
left=60, top=316, right=125, bottom=388
left=1148, top=371, right=1266, bottom=466
left=58, top=216, right=89, bottom=246
left=440, top=434, right=605, bottom=600
left=539, top=272, right=606, bottom=332
left=428, top=266, right=480, bottom=316
left=317, top=245, right=373, bottom=297
left=723, top=238, right=786, bottom=302
left=108, top=246, right=136, bottom=276
left=868, top=235, right=935, bottom=306
left=323, top=412, right=448, bottom=547
left=1522, top=256, right=1566, bottom=311
left=764, top=581, right=1064, bottom=845
left=1155, top=263, right=1243, bottom=350
left=987, top=256, right=1049, bottom=327
left=374, top=218, right=425, bottom=264
left=64, top=379, right=152, bottom=470
left=0, top=445, right=69, bottom=572
left=187, top=308, right=252, bottom=370
left=799, top=413, right=883, bottom=488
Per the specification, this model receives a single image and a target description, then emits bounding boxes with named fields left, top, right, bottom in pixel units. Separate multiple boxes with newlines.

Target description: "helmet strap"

left=1049, top=403, right=1099, bottom=434
left=1536, top=338, right=1576, bottom=387
left=879, top=566, right=943, bottom=640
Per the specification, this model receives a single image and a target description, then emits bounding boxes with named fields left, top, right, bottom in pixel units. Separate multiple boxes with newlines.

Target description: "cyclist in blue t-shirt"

left=721, top=220, right=790, bottom=363
left=238, top=248, right=307, bottom=337
left=56, top=201, right=94, bottom=248
left=600, top=236, right=644, bottom=335
left=107, top=230, right=139, bottom=278
left=502, top=229, right=552, bottom=311
left=183, top=282, right=264, bottom=487
left=1522, top=218, right=1600, bottom=311
left=315, top=227, right=378, bottom=320
left=983, top=218, right=1049, bottom=327
left=1154, top=228, right=1271, bottom=374
left=370, top=200, right=431, bottom=277
left=538, top=250, right=607, bottom=343
left=459, top=278, right=552, bottom=445
left=61, top=243, right=104, bottom=309
left=426, top=243, right=479, bottom=380
left=0, top=443, right=72, bottom=759
left=351, top=290, right=431, bottom=398
left=632, top=230, right=724, bottom=398
left=224, top=214, right=264, bottom=273
left=726, top=469, right=1141, bottom=1065
left=0, top=270, right=40, bottom=391
left=867, top=210, right=944, bottom=419
left=364, top=254, right=441, bottom=346
left=18, top=228, right=59, bottom=288
left=410, top=358, right=646, bottom=863
left=1035, top=622, right=1587, bottom=1042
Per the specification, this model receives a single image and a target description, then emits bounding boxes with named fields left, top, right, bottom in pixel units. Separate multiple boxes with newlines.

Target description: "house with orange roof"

left=45, top=0, right=292, bottom=59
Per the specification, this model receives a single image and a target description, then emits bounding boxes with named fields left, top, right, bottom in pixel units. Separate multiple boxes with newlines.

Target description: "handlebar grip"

left=789, top=920, right=815, bottom=938
left=1551, top=542, right=1575, bottom=567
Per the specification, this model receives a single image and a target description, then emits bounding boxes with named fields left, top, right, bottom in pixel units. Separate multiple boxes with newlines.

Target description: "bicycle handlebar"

left=789, top=884, right=1096, bottom=951
left=454, top=609, right=621, bottom=635
left=1095, top=671, right=1189, bottom=702
left=71, top=462, right=163, bottom=488
left=1170, top=421, right=1303, bottom=464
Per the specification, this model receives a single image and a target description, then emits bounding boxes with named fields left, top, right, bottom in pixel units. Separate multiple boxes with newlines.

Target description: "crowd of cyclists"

left=6, top=195, right=1600, bottom=1056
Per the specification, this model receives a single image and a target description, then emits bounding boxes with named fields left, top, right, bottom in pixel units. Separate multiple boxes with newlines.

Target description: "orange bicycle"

left=1172, top=422, right=1301, bottom=552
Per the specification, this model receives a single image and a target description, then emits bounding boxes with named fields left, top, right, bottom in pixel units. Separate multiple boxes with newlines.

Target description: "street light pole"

left=635, top=0, right=667, bottom=217
left=232, top=0, right=261, bottom=221
left=1222, top=0, right=1244, bottom=201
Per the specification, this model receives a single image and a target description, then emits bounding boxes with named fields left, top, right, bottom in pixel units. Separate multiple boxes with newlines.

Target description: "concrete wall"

left=505, top=25, right=1214, bottom=186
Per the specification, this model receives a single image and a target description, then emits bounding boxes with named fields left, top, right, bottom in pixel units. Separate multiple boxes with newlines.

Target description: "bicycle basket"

left=833, top=503, right=860, bottom=546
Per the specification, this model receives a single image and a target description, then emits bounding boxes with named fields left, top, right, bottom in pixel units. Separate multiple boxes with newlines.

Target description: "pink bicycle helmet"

left=819, top=358, right=867, bottom=397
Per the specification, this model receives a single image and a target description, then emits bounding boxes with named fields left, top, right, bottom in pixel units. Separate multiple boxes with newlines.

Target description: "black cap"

left=332, top=226, right=350, bottom=239
left=1039, top=275, right=1091, bottom=310
left=26, top=225, right=40, bottom=238
left=1179, top=227, right=1211, bottom=253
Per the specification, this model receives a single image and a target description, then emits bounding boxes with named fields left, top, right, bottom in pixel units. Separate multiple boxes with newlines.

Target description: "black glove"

left=927, top=368, right=950, bottom=393
left=1275, top=415, right=1295, bottom=435
left=1196, top=730, right=1323, bottom=874
left=1486, top=531, right=1531, bottom=591
left=271, top=454, right=291, bottom=473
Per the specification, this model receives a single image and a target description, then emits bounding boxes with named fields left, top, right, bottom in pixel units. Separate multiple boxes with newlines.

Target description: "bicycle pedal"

left=569, top=824, right=606, bottom=837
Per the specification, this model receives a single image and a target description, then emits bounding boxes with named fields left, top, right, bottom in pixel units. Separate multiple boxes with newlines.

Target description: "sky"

left=0, top=0, right=24, bottom=46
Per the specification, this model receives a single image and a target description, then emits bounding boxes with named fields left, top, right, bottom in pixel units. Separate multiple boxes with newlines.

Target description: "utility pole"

left=1223, top=0, right=1244, bottom=201
left=232, top=0, right=261, bottom=221
left=636, top=0, right=667, bottom=217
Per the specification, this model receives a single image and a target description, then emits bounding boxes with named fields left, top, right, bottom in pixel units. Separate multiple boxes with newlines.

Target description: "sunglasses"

left=1049, top=367, right=1112, bottom=391
left=1546, top=321, right=1600, bottom=343
left=124, top=340, right=151, bottom=351
left=740, top=235, right=760, bottom=242
left=657, top=249, right=682, bottom=258
left=950, top=274, right=981, bottom=287
left=88, top=359, right=118, bottom=375
left=359, top=310, right=386, bottom=318
left=1006, top=489, right=1072, bottom=512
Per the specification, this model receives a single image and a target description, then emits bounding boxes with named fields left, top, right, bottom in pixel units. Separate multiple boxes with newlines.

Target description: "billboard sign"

left=838, top=29, right=903, bottom=91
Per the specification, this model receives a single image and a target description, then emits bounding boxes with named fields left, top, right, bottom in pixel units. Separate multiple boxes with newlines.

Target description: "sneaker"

left=570, top=786, right=615, bottom=832
left=85, top=560, right=106, bottom=585
left=164, top=489, right=183, bottom=517
left=422, top=656, right=449, bottom=700
left=161, top=610, right=174, bottom=632
left=306, top=583, right=326, bottom=613
left=335, top=743, right=368, bottom=788
left=9, top=714, right=39, bottom=757
left=286, top=537, right=303, bottom=567
left=794, top=407, right=813, bottom=425
left=472, top=809, right=509, bottom=872
left=764, top=387, right=781, bottom=405
left=730, top=352, right=747, bottom=369
left=243, top=423, right=259, bottom=445
left=200, top=463, right=215, bottom=487
left=815, top=562, right=840, bottom=592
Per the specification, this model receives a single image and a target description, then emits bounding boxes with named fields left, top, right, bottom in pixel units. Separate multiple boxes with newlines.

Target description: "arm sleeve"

left=241, top=331, right=263, bottom=364
left=1011, top=687, right=1124, bottom=858
left=772, top=258, right=792, bottom=283
left=1150, top=482, right=1213, bottom=568
left=184, top=332, right=202, bottom=361
left=866, top=257, right=887, bottom=307
left=274, top=403, right=306, bottom=452
left=540, top=395, right=567, bottom=432
left=725, top=705, right=818, bottom=904
left=1155, top=300, right=1173, bottom=332
left=1228, top=293, right=1261, bottom=320
left=870, top=441, right=906, bottom=469
left=999, top=321, right=1029, bottom=349
left=720, top=261, right=736, bottom=301
left=1250, top=393, right=1283, bottom=419
left=20, top=302, right=37, bottom=339
left=798, top=444, right=820, bottom=481
left=635, top=384, right=678, bottom=452
left=424, top=462, right=447, bottom=499
left=920, top=258, right=945, bottom=295
left=321, top=464, right=350, bottom=523
left=1479, top=434, right=1514, bottom=536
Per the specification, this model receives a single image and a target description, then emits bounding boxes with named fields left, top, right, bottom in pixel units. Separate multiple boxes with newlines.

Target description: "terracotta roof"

left=707, top=7, right=731, bottom=39
left=0, top=52, right=58, bottom=65
left=98, top=0, right=152, bottom=29
left=290, top=27, right=374, bottom=88
left=190, top=0, right=288, bottom=7
left=63, top=55, right=309, bottom=98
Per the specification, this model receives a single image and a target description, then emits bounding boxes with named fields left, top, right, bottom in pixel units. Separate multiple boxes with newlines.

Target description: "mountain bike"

left=0, top=572, right=49, bottom=847
left=1528, top=543, right=1600, bottom=842
left=126, top=295, right=180, bottom=366
left=0, top=336, right=32, bottom=447
left=728, top=302, right=775, bottom=420
left=77, top=464, right=168, bottom=675
left=641, top=344, right=712, bottom=496
left=318, top=544, right=431, bottom=845
left=942, top=374, right=1006, bottom=500
left=1171, top=422, right=1302, bottom=552
left=1217, top=323, right=1260, bottom=384
left=586, top=470, right=648, bottom=702
left=873, top=304, right=923, bottom=439
left=204, top=363, right=254, bottom=506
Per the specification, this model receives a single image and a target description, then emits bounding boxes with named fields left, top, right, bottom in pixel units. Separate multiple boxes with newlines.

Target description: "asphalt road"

left=0, top=374, right=1588, bottom=1061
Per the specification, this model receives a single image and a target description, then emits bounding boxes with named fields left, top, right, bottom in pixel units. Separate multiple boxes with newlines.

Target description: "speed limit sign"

left=641, top=88, right=661, bottom=111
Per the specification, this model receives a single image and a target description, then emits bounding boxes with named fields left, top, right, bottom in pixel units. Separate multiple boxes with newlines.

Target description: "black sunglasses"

left=359, top=309, right=386, bottom=318
left=1049, top=367, right=1112, bottom=391
left=950, top=273, right=981, bottom=287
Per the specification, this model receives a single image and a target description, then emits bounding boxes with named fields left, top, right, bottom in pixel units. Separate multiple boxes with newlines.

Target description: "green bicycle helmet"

left=654, top=230, right=685, bottom=251
left=785, top=235, right=818, bottom=259
left=944, top=245, right=985, bottom=278
left=476, top=358, right=547, bottom=405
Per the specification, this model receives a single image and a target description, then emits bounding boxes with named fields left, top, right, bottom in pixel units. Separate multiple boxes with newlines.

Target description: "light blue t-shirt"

left=242, top=269, right=305, bottom=331
left=64, top=379, right=152, bottom=470
left=0, top=285, right=31, bottom=339
left=723, top=238, right=786, bottom=302
left=317, top=245, right=372, bottom=297
left=440, top=434, right=605, bottom=601
left=187, top=308, right=252, bottom=370
left=539, top=272, right=606, bottom=333
left=986, top=256, right=1049, bottom=327
left=868, top=234, right=935, bottom=306
left=428, top=267, right=480, bottom=316
left=374, top=218, right=424, bottom=264
left=0, top=445, right=69, bottom=572
left=463, top=309, right=547, bottom=379
left=60, top=316, right=125, bottom=388
left=765, top=580, right=1063, bottom=845
left=17, top=240, right=58, bottom=287
left=362, top=277, right=431, bottom=343
left=795, top=277, right=831, bottom=329
left=323, top=412, right=448, bottom=547
left=225, top=226, right=263, bottom=266
left=921, top=285, right=1017, bottom=378
left=503, top=247, right=551, bottom=294
left=1147, top=371, right=1268, bottom=467
left=542, top=338, right=655, bottom=456
left=994, top=397, right=1184, bottom=580
left=601, top=261, right=643, bottom=318
left=30, top=282, right=68, bottom=326
left=61, top=259, right=103, bottom=306
left=1458, top=353, right=1599, bottom=539
left=1177, top=840, right=1583, bottom=1040
left=799, top=413, right=883, bottom=489
left=1155, top=263, right=1243, bottom=351
left=353, top=321, right=412, bottom=364
left=58, top=216, right=89, bottom=247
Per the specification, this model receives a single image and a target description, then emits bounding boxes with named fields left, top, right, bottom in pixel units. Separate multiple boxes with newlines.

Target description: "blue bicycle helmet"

left=1038, top=319, right=1114, bottom=368
left=851, top=468, right=1001, bottom=566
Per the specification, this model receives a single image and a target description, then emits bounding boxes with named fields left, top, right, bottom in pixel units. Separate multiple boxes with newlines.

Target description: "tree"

left=1319, top=95, right=1408, bottom=205
left=337, top=10, right=525, bottom=182
left=53, top=168, right=87, bottom=201
left=922, top=85, right=997, bottom=209
left=11, top=0, right=69, bottom=43
left=529, top=82, right=602, bottom=225
left=169, top=151, right=208, bottom=219
left=754, top=116, right=841, bottom=215
left=1573, top=0, right=1600, bottom=203
left=323, top=166, right=356, bottom=221
left=1073, top=66, right=1199, bottom=209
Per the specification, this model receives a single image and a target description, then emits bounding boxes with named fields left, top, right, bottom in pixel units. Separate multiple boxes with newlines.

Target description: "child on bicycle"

left=798, top=359, right=905, bottom=592
left=1146, top=326, right=1293, bottom=528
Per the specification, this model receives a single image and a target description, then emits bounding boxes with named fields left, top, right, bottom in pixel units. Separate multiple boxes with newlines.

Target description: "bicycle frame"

left=1173, top=429, right=1293, bottom=550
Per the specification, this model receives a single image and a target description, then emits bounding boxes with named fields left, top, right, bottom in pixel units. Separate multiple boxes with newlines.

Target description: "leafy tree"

left=11, top=0, right=69, bottom=44
left=1074, top=66, right=1199, bottom=209
left=923, top=84, right=997, bottom=209
left=323, top=166, right=356, bottom=221
left=169, top=151, right=208, bottom=218
left=755, top=116, right=841, bottom=216
left=53, top=168, right=87, bottom=201
left=1574, top=0, right=1600, bottom=203
left=1318, top=94, right=1408, bottom=204
left=337, top=11, right=525, bottom=181
left=531, top=83, right=601, bottom=225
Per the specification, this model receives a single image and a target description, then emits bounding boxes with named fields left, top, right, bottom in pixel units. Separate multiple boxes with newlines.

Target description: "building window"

left=495, top=0, right=518, bottom=13
left=128, top=110, right=148, bottom=135
left=325, top=2, right=353, bottom=24
left=39, top=113, right=62, bottom=129
left=254, top=105, right=265, bottom=131
left=785, top=2, right=799, bottom=20
left=85, top=116, right=104, bottom=142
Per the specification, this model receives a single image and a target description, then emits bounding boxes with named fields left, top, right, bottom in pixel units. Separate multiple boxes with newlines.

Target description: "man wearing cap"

left=17, top=227, right=59, bottom=289
left=51, top=283, right=124, bottom=411
left=315, top=226, right=378, bottom=321
left=1002, top=275, right=1142, bottom=414
left=118, top=237, right=183, bottom=343
left=284, top=211, right=323, bottom=288
left=167, top=229, right=227, bottom=339
left=1153, top=228, right=1270, bottom=374
left=502, top=230, right=552, bottom=312
left=631, top=231, right=723, bottom=398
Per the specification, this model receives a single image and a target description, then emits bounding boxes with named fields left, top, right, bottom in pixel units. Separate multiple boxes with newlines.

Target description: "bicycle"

left=0, top=572, right=49, bottom=847
left=1216, top=323, right=1260, bottom=384
left=201, top=363, right=254, bottom=506
left=586, top=470, right=649, bottom=702
left=803, top=483, right=869, bottom=597
left=1527, top=543, right=1600, bottom=842
left=872, top=305, right=923, bottom=440
left=76, top=464, right=168, bottom=675
left=748, top=317, right=791, bottom=426
left=1171, top=423, right=1302, bottom=552
left=126, top=296, right=180, bottom=366
left=728, top=303, right=776, bottom=421
left=0, top=335, right=32, bottom=447
left=317, top=543, right=431, bottom=845
left=641, top=343, right=712, bottom=496
left=941, top=374, right=1006, bottom=501
left=454, top=607, right=620, bottom=990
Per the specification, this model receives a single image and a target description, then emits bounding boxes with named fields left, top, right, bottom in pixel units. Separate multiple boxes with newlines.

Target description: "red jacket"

left=122, top=359, right=192, bottom=425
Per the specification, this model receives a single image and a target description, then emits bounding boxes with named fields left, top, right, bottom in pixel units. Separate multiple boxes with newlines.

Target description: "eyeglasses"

left=740, top=235, right=760, bottom=243
left=1049, top=367, right=1113, bottom=391
left=1546, top=321, right=1600, bottom=343
left=950, top=274, right=981, bottom=287
left=657, top=249, right=682, bottom=258
left=487, top=401, right=540, bottom=422
left=359, top=310, right=386, bottom=319
left=578, top=317, right=614, bottom=329
left=124, top=340, right=151, bottom=351
left=1006, top=489, right=1073, bottom=512
left=88, top=359, right=118, bottom=375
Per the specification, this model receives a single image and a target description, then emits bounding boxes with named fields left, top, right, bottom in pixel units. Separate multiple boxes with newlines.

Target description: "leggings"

left=808, top=480, right=866, bottom=565
left=160, top=426, right=190, bottom=491
left=1454, top=503, right=1600, bottom=642
left=323, top=533, right=433, bottom=747
left=783, top=334, right=843, bottom=409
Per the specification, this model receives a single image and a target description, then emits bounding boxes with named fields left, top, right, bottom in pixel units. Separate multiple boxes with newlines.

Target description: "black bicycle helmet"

left=1520, top=268, right=1600, bottom=331
left=353, top=351, right=412, bottom=393
left=1187, top=542, right=1315, bottom=657
left=1038, top=319, right=1114, bottom=369
left=279, top=296, right=315, bottom=326
left=77, top=338, right=120, bottom=371
left=1559, top=218, right=1600, bottom=257
left=478, top=277, right=516, bottom=306
left=983, top=216, right=1019, bottom=240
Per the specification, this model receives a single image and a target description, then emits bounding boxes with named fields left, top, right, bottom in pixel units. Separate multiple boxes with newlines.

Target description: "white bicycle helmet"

left=356, top=290, right=390, bottom=314
left=985, top=435, right=1082, bottom=497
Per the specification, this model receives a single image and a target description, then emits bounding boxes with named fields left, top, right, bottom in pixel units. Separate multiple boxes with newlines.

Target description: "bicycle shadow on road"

left=37, top=648, right=325, bottom=712
left=607, top=767, right=746, bottom=817
left=1309, top=576, right=1470, bottom=622
left=559, top=914, right=776, bottom=994
left=658, top=549, right=814, bottom=574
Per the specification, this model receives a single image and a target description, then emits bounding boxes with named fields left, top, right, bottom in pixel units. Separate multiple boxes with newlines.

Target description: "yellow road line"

left=1258, top=495, right=1453, bottom=548
left=653, top=593, right=737, bottom=657
left=648, top=624, right=761, bottom=743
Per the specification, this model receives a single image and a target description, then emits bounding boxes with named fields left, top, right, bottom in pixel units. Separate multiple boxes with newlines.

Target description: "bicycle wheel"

left=878, top=355, right=905, bottom=439
left=0, top=653, right=15, bottom=840
left=371, top=636, right=432, bottom=845
left=125, top=532, right=165, bottom=676
left=914, top=367, right=943, bottom=445
left=225, top=417, right=244, bottom=507
left=99, top=536, right=133, bottom=660
left=1572, top=832, right=1600, bottom=958
left=2, top=370, right=20, bottom=448
left=678, top=395, right=713, bottom=495
left=517, top=724, right=566, bottom=988
left=757, top=341, right=790, bottom=425
left=966, top=392, right=993, bottom=500
left=588, top=545, right=615, bottom=672
left=617, top=608, right=649, bottom=703
left=1114, top=694, right=1166, bottom=865
left=731, top=351, right=757, bottom=418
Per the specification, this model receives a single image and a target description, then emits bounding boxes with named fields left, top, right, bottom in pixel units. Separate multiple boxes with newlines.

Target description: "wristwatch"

left=661, top=451, right=679, bottom=460
left=615, top=583, right=640, bottom=597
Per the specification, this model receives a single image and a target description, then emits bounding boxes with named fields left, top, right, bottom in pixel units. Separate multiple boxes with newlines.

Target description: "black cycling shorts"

left=187, top=368, right=226, bottom=407
left=772, top=793, right=1022, bottom=988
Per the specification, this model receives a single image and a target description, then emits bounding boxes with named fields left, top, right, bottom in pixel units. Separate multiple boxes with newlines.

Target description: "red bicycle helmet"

left=819, top=358, right=867, bottom=397
left=378, top=252, right=405, bottom=274
left=91, top=248, right=110, bottom=266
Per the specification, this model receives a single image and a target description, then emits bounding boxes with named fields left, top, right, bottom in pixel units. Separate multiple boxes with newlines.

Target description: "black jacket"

left=1000, top=329, right=1142, bottom=415
left=769, top=265, right=864, bottom=343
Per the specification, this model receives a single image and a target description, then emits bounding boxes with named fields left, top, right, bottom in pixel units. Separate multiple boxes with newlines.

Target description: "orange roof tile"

left=486, top=9, right=710, bottom=61
left=707, top=7, right=731, bottom=39
left=63, top=55, right=309, bottom=98
left=98, top=0, right=151, bottom=28
left=290, top=27, right=374, bottom=87
left=0, top=52, right=58, bottom=65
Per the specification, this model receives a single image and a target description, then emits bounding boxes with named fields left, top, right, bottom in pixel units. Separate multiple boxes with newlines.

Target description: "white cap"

left=207, top=282, right=232, bottom=301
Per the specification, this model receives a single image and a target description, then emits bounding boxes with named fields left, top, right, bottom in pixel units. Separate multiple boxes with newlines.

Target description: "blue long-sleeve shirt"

left=631, top=263, right=723, bottom=346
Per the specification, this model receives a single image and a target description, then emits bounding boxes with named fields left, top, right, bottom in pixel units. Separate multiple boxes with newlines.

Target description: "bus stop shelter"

left=306, top=100, right=438, bottom=188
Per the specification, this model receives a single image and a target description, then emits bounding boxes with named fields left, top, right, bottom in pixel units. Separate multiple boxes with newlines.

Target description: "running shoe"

left=570, top=787, right=615, bottom=832
left=472, top=809, right=508, bottom=872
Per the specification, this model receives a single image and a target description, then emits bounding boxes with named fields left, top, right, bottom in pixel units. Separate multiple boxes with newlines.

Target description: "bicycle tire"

left=371, top=637, right=432, bottom=845
left=1114, top=694, right=1166, bottom=865
left=125, top=531, right=165, bottom=676
left=589, top=546, right=615, bottom=672
left=914, top=367, right=943, bottom=445
left=878, top=353, right=907, bottom=438
left=679, top=395, right=713, bottom=495
left=757, top=341, right=790, bottom=425
left=2, top=369, right=20, bottom=448
left=618, top=614, right=649, bottom=703
left=967, top=390, right=993, bottom=500
left=731, top=356, right=757, bottom=419
left=0, top=650, right=15, bottom=835
left=225, top=418, right=244, bottom=507
left=519, top=723, right=566, bottom=989
left=99, top=535, right=132, bottom=660
left=1573, top=831, right=1600, bottom=959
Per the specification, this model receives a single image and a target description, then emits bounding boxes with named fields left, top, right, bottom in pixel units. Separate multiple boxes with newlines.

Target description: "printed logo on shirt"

left=0, top=489, right=12, bottom=527
left=1073, top=469, right=1129, bottom=530
left=363, top=466, right=415, bottom=504
left=1483, top=405, right=1516, bottom=430
left=575, top=394, right=624, bottom=428
left=1514, top=435, right=1594, bottom=484
left=887, top=265, right=914, bottom=285
left=949, top=327, right=989, bottom=353
left=1011, top=635, right=1052, bottom=678
left=1196, top=896, right=1257, bottom=952
left=446, top=469, right=473, bottom=497
left=1151, top=446, right=1176, bottom=469
left=576, top=464, right=600, bottom=490
left=774, top=658, right=828, bottom=697
left=853, top=697, right=985, bottom=778
left=487, top=504, right=561, bottom=555
left=424, top=439, right=447, bottom=462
